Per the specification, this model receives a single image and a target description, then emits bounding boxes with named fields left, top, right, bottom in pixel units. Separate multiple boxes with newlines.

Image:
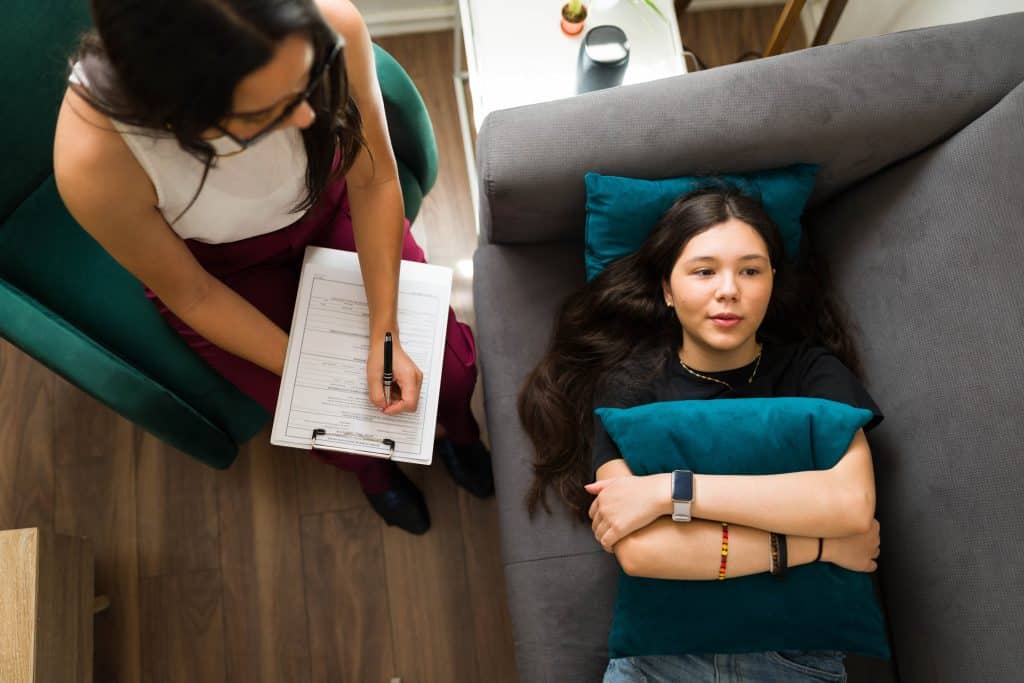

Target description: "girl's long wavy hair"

left=518, top=187, right=862, bottom=522
left=69, top=0, right=365, bottom=222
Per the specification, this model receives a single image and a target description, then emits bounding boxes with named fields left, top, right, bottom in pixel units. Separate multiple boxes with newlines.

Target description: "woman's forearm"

left=615, top=518, right=819, bottom=580
left=173, top=274, right=289, bottom=376
left=330, top=0, right=404, bottom=341
left=348, top=177, right=405, bottom=339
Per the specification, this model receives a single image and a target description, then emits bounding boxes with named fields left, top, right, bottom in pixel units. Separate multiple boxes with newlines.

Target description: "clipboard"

left=270, top=246, right=453, bottom=466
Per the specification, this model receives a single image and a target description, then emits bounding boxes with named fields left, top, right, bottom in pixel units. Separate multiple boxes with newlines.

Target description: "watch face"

left=672, top=470, right=693, bottom=501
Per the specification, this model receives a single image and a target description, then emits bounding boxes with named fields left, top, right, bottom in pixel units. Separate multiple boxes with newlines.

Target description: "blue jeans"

left=604, top=651, right=847, bottom=682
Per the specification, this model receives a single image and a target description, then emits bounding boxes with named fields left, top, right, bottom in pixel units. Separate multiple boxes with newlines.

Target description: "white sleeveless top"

left=70, top=63, right=309, bottom=244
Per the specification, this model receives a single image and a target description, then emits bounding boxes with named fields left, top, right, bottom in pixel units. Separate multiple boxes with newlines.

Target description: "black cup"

left=576, top=25, right=630, bottom=95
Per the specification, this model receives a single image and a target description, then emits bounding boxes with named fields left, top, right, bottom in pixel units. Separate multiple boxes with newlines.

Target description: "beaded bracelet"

left=718, top=522, right=729, bottom=580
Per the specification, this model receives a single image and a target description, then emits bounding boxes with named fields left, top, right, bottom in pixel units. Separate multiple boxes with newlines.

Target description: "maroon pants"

left=150, top=177, right=480, bottom=493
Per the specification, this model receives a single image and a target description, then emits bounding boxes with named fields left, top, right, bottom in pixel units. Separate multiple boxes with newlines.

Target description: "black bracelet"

left=769, top=532, right=780, bottom=575
left=815, top=537, right=824, bottom=563
left=776, top=534, right=788, bottom=578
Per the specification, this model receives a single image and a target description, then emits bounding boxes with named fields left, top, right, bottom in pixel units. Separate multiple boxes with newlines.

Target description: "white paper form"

left=270, top=246, right=452, bottom=465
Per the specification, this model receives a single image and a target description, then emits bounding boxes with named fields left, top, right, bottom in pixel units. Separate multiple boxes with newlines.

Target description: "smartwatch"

left=671, top=469, right=694, bottom=522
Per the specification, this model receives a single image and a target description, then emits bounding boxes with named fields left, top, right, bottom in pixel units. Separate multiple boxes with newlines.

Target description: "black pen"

left=383, top=331, right=393, bottom=407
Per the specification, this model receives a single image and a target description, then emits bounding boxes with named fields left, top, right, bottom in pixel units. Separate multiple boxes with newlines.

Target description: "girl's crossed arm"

left=588, top=431, right=879, bottom=579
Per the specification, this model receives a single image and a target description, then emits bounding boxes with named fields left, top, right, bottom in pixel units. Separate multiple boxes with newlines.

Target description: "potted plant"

left=562, top=0, right=667, bottom=37
left=561, top=0, right=588, bottom=36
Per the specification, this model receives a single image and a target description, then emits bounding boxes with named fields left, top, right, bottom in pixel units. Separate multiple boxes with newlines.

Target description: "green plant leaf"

left=633, top=0, right=668, bottom=23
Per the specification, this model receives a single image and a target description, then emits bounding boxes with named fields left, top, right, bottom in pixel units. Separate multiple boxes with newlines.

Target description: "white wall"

left=353, top=0, right=455, bottom=37
left=827, top=0, right=1024, bottom=43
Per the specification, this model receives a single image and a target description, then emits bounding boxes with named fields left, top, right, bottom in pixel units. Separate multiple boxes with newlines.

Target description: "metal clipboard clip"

left=311, top=428, right=396, bottom=459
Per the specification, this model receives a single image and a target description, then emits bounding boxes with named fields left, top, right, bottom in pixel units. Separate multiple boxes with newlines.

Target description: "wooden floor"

left=676, top=2, right=808, bottom=68
left=0, top=9, right=806, bottom=683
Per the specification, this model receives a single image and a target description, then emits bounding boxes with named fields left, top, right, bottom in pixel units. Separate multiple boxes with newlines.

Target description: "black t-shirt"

left=591, top=340, right=884, bottom=476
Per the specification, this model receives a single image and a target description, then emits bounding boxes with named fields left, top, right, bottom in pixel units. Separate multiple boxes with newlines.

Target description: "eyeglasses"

left=215, top=39, right=343, bottom=154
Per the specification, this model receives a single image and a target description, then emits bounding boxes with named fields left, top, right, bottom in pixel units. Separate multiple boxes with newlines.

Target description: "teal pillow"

left=595, top=397, right=891, bottom=659
left=584, top=164, right=819, bottom=281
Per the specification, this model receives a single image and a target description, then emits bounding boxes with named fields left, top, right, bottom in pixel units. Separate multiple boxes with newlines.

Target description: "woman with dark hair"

left=520, top=188, right=883, bottom=680
left=54, top=0, right=492, bottom=535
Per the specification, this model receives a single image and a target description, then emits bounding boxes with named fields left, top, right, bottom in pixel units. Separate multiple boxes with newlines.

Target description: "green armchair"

left=0, top=3, right=438, bottom=469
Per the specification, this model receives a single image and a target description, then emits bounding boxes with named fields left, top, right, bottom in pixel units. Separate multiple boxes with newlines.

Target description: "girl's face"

left=662, top=218, right=775, bottom=360
left=207, top=32, right=317, bottom=141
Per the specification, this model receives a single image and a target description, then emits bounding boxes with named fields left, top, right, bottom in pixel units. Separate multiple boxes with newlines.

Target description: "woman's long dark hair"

left=518, top=187, right=862, bottom=522
left=69, top=0, right=365, bottom=222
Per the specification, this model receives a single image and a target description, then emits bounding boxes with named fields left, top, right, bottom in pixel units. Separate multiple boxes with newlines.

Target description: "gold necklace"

left=678, top=345, right=763, bottom=390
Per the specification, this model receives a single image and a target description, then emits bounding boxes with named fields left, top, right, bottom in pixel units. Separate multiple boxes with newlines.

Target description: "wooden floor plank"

left=139, top=570, right=227, bottom=683
left=293, top=450, right=367, bottom=516
left=300, top=507, right=396, bottom=683
left=217, top=432, right=311, bottom=683
left=53, top=378, right=141, bottom=683
left=382, top=465, right=477, bottom=683
left=136, top=433, right=221, bottom=578
left=457, top=489, right=518, bottom=683
left=0, top=340, right=55, bottom=531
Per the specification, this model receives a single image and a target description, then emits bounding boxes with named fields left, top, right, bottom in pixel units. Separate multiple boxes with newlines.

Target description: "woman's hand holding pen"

left=586, top=474, right=671, bottom=552
left=366, top=333, right=423, bottom=415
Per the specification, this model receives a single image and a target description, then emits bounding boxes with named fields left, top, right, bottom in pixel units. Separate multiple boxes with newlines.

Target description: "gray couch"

left=472, top=13, right=1024, bottom=683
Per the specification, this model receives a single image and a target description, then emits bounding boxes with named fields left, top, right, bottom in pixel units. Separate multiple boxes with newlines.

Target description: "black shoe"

left=435, top=438, right=495, bottom=499
left=364, top=465, right=431, bottom=535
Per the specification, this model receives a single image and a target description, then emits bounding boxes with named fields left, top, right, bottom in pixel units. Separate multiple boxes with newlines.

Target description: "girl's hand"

left=366, top=335, right=423, bottom=415
left=822, top=518, right=881, bottom=572
left=585, top=474, right=670, bottom=552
